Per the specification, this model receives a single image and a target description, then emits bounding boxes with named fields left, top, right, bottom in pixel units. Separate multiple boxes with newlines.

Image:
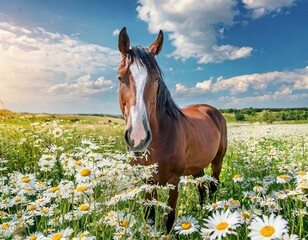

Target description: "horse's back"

left=180, top=104, right=227, bottom=175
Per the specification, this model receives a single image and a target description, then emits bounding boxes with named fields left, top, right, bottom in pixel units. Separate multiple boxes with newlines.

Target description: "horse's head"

left=117, top=27, right=164, bottom=157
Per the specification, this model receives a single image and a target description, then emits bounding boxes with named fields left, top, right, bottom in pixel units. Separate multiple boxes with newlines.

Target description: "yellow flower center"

left=212, top=203, right=219, bottom=208
left=22, top=177, right=30, bottom=183
left=181, top=221, right=192, bottom=230
left=15, top=197, right=22, bottom=202
left=241, top=211, right=251, bottom=219
left=52, top=233, right=63, bottom=240
left=28, top=205, right=37, bottom=211
left=270, top=204, right=276, bottom=209
left=233, top=174, right=241, bottom=179
left=230, top=199, right=239, bottom=204
left=50, top=186, right=60, bottom=192
left=120, top=219, right=129, bottom=228
left=260, top=226, right=275, bottom=237
left=76, top=185, right=89, bottom=192
left=216, top=222, right=229, bottom=231
left=2, top=223, right=10, bottom=230
left=79, top=204, right=90, bottom=211
left=115, top=232, right=124, bottom=237
left=41, top=207, right=50, bottom=213
left=30, top=236, right=37, bottom=240
left=279, top=175, right=288, bottom=179
left=140, top=226, right=151, bottom=231
left=79, top=233, right=86, bottom=238
left=75, top=160, right=82, bottom=166
left=24, top=187, right=33, bottom=191
left=299, top=171, right=306, bottom=176
left=80, top=168, right=91, bottom=176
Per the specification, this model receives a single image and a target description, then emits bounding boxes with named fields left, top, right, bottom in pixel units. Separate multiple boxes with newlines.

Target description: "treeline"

left=220, top=107, right=308, bottom=122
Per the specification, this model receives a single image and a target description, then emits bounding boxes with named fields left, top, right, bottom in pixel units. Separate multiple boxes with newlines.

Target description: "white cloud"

left=112, top=28, right=120, bottom=36
left=242, top=0, right=296, bottom=18
left=137, top=0, right=253, bottom=63
left=48, top=74, right=115, bottom=96
left=174, top=66, right=308, bottom=104
left=0, top=22, right=119, bottom=112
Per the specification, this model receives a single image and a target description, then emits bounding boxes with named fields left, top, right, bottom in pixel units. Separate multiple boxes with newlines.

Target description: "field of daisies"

left=0, top=115, right=307, bottom=240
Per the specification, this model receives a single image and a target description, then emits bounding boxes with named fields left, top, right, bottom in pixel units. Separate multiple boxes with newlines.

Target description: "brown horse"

left=117, top=27, right=227, bottom=233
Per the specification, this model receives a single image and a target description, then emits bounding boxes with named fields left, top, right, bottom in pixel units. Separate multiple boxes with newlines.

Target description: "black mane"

left=127, top=46, right=183, bottom=126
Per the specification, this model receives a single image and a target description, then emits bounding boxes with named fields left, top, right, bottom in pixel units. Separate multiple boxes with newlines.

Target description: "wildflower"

left=76, top=165, right=96, bottom=183
left=75, top=203, right=94, bottom=216
left=281, top=233, right=299, bottom=240
left=174, top=215, right=200, bottom=235
left=72, top=231, right=96, bottom=240
left=26, top=231, right=46, bottom=240
left=277, top=175, right=291, bottom=184
left=203, top=210, right=241, bottom=239
left=248, top=214, right=288, bottom=240
left=48, top=227, right=74, bottom=240
left=241, top=210, right=253, bottom=223
left=205, top=201, right=222, bottom=212
left=233, top=173, right=244, bottom=183
left=253, top=185, right=268, bottom=194
left=266, top=201, right=280, bottom=213
left=200, top=228, right=212, bottom=240
left=228, top=199, right=240, bottom=209
left=38, top=154, right=57, bottom=172
left=52, top=127, right=63, bottom=138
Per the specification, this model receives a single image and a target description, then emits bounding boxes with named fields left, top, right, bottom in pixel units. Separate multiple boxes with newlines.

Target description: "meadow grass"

left=0, top=115, right=307, bottom=239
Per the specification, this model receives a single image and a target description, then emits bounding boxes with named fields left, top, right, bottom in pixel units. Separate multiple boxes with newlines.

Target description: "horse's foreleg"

left=144, top=190, right=157, bottom=225
left=164, top=176, right=180, bottom=233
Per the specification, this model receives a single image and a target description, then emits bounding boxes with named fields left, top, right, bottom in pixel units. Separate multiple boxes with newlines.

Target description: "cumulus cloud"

left=174, top=66, right=308, bottom=105
left=48, top=74, right=115, bottom=96
left=112, top=28, right=120, bottom=36
left=0, top=22, right=119, bottom=112
left=137, top=0, right=253, bottom=64
left=242, top=0, right=296, bottom=18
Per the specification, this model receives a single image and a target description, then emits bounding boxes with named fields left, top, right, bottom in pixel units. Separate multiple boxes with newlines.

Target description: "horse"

left=117, top=27, right=227, bottom=233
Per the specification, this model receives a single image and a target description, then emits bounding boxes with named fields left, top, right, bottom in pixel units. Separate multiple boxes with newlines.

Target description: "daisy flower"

left=72, top=231, right=96, bottom=240
left=233, top=173, right=244, bottom=183
left=266, top=201, right=280, bottom=213
left=281, top=233, right=299, bottom=240
left=203, top=210, right=241, bottom=240
left=205, top=201, right=222, bottom=212
left=228, top=198, right=241, bottom=209
left=76, top=165, right=96, bottom=183
left=248, top=214, right=288, bottom=240
left=253, top=185, right=268, bottom=194
left=276, top=175, right=291, bottom=184
left=174, top=215, right=200, bottom=235
left=52, top=127, right=63, bottom=138
left=48, top=227, right=74, bottom=240
left=26, top=231, right=46, bottom=240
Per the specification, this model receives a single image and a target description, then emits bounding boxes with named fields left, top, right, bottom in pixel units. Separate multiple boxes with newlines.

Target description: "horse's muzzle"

left=124, top=128, right=152, bottom=156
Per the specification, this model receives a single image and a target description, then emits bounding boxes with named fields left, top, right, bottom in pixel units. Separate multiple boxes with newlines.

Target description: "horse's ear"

left=148, top=30, right=164, bottom=56
left=118, top=27, right=130, bottom=55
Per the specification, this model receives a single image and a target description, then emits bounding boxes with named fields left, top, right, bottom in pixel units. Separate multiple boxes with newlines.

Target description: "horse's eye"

left=156, top=77, right=160, bottom=82
left=118, top=76, right=122, bottom=81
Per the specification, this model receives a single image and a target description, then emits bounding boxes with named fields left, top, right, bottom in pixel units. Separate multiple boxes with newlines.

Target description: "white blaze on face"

left=129, top=61, right=149, bottom=147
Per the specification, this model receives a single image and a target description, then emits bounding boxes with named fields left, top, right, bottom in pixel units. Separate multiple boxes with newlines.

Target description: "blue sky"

left=0, top=0, right=307, bottom=114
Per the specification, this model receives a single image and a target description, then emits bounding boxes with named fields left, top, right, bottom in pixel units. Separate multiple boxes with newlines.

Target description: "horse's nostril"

left=145, top=130, right=152, bottom=144
left=124, top=130, right=130, bottom=145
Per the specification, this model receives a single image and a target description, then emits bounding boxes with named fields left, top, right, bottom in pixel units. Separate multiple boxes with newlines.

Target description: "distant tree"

left=235, top=112, right=245, bottom=121
left=262, top=110, right=275, bottom=123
